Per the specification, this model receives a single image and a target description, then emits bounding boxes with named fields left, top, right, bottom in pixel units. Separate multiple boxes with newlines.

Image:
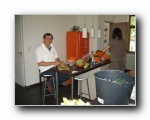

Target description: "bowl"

left=95, top=52, right=103, bottom=60
left=76, top=63, right=85, bottom=68
left=76, top=59, right=85, bottom=67
left=67, top=58, right=76, bottom=66
left=94, top=56, right=100, bottom=63
left=106, top=52, right=111, bottom=57
left=103, top=54, right=110, bottom=61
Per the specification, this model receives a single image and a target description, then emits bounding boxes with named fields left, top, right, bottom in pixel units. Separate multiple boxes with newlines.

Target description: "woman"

left=102, top=28, right=126, bottom=71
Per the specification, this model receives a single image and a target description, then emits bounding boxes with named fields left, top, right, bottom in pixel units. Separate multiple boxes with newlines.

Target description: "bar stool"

left=74, top=73, right=91, bottom=99
left=39, top=71, right=56, bottom=105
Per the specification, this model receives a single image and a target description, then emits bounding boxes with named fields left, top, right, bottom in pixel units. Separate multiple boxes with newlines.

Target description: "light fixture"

left=82, top=16, right=87, bottom=38
left=97, top=26, right=101, bottom=38
left=90, top=16, right=95, bottom=38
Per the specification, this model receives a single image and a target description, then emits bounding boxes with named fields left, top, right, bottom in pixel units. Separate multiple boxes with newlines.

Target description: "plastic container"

left=94, top=70, right=135, bottom=105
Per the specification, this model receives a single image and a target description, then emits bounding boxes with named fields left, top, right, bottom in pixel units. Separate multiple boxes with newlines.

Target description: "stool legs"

left=42, top=76, right=56, bottom=105
left=86, top=78, right=91, bottom=100
left=78, top=78, right=91, bottom=100
left=79, top=81, right=82, bottom=99
left=52, top=76, right=56, bottom=99
left=42, top=77, right=47, bottom=105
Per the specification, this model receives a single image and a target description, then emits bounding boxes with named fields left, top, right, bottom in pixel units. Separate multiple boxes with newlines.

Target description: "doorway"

left=15, top=15, right=26, bottom=87
left=109, top=22, right=129, bottom=66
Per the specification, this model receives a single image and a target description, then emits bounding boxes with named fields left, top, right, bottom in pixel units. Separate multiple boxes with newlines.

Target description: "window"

left=128, top=15, right=136, bottom=52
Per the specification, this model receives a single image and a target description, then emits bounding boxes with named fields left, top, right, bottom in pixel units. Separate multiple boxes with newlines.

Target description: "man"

left=35, top=33, right=70, bottom=93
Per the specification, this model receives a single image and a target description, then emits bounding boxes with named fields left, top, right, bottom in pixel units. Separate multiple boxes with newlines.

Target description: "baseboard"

left=25, top=83, right=40, bottom=89
left=15, top=77, right=25, bottom=87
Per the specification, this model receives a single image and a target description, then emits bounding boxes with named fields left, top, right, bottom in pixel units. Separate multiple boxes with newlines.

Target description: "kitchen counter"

left=53, top=60, right=111, bottom=76
left=52, top=60, right=111, bottom=104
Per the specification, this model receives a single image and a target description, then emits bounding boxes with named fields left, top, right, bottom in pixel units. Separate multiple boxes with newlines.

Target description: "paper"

left=82, top=28, right=87, bottom=38
left=72, top=71, right=78, bottom=73
left=98, top=29, right=101, bottom=38
left=98, top=97, right=104, bottom=104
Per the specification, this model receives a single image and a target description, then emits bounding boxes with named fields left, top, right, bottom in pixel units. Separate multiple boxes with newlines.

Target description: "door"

left=66, top=32, right=78, bottom=60
left=15, top=16, right=26, bottom=87
left=78, top=32, right=89, bottom=59
left=109, top=22, right=129, bottom=66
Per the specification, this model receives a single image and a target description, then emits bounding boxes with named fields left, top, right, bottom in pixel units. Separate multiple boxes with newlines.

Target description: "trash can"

left=94, top=70, right=135, bottom=105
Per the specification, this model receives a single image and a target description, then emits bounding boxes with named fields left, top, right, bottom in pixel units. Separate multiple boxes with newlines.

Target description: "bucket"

left=94, top=70, right=135, bottom=105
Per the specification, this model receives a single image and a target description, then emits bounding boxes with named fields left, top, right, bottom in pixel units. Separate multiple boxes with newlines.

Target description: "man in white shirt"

left=35, top=33, right=70, bottom=93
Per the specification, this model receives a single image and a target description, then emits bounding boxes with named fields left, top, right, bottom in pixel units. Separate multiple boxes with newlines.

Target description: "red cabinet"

left=66, top=31, right=89, bottom=60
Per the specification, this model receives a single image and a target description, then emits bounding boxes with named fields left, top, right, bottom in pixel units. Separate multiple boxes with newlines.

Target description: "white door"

left=15, top=16, right=26, bottom=87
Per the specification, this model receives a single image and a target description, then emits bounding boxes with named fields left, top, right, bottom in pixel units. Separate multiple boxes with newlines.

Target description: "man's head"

left=43, top=33, right=53, bottom=48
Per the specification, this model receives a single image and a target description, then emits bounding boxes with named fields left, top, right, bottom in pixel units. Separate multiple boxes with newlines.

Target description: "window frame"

left=127, top=15, right=135, bottom=53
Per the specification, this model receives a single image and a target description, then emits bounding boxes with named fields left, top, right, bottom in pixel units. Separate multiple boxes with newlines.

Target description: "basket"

left=94, top=70, right=135, bottom=105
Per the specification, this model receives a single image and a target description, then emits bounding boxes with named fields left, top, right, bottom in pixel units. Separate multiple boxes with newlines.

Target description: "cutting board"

left=58, top=64, right=70, bottom=70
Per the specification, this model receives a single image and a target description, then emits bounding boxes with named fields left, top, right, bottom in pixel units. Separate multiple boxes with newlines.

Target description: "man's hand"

left=55, top=57, right=66, bottom=66
left=55, top=61, right=62, bottom=66
left=60, top=61, right=66, bottom=65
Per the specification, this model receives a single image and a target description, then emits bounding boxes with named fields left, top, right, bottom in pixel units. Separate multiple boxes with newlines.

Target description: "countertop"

left=52, top=60, right=111, bottom=77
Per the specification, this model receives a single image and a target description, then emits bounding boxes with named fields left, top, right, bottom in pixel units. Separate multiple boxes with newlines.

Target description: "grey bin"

left=94, top=70, right=135, bottom=105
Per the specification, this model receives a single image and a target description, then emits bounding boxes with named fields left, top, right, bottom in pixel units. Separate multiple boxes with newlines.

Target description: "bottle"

left=93, top=60, right=96, bottom=66
left=91, top=51, right=94, bottom=62
left=88, top=53, right=92, bottom=63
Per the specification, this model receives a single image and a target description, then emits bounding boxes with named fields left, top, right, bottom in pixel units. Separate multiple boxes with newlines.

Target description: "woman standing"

left=102, top=28, right=126, bottom=71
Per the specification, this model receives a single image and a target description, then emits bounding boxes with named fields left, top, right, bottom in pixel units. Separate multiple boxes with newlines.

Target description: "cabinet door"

left=78, top=32, right=89, bottom=59
left=66, top=32, right=78, bottom=60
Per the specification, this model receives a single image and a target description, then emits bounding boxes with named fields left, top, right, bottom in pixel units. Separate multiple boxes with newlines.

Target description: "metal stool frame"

left=41, top=74, right=56, bottom=105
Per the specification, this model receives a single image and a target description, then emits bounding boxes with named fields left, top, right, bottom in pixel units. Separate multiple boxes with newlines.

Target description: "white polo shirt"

left=35, top=43, right=59, bottom=73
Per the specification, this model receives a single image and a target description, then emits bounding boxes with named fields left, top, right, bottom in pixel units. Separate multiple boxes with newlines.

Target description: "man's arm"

left=37, top=59, right=61, bottom=66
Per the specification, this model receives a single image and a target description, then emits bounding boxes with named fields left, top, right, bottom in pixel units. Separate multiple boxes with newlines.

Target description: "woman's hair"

left=43, top=33, right=53, bottom=39
left=112, top=28, right=122, bottom=40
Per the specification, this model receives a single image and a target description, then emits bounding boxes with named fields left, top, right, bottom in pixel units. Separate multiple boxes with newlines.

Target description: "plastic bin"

left=94, top=70, right=135, bottom=105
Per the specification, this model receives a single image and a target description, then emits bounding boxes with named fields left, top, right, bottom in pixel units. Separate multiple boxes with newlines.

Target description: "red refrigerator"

left=66, top=31, right=89, bottom=60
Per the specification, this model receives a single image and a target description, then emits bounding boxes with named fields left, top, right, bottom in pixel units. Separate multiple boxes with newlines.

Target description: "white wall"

left=22, top=15, right=77, bottom=86
left=114, top=15, right=129, bottom=23
left=21, top=15, right=135, bottom=86
left=126, top=53, right=135, bottom=70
